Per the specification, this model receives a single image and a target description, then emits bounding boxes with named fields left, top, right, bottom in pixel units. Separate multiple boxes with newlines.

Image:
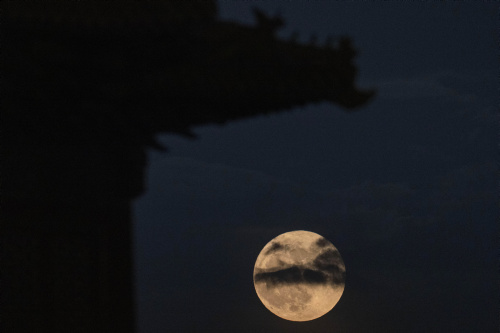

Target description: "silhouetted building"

left=2, top=1, right=374, bottom=332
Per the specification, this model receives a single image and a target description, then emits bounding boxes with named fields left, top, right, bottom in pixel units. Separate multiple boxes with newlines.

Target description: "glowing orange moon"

left=253, top=230, right=345, bottom=321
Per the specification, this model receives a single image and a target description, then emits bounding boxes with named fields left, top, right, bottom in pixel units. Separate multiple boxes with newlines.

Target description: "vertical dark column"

left=98, top=202, right=136, bottom=333
left=2, top=197, right=136, bottom=333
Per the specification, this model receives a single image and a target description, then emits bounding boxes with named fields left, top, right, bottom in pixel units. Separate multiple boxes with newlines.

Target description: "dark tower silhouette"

left=2, top=1, right=374, bottom=332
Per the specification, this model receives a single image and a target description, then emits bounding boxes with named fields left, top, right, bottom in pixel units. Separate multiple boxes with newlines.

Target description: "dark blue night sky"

left=133, top=2, right=497, bottom=332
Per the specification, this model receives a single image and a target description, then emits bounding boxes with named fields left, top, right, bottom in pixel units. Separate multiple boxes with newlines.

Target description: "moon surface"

left=253, top=230, right=345, bottom=321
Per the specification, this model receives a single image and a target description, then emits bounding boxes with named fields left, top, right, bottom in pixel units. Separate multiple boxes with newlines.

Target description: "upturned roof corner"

left=4, top=0, right=375, bottom=140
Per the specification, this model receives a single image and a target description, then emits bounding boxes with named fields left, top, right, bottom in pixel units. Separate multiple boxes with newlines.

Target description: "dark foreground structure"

left=2, top=1, right=374, bottom=332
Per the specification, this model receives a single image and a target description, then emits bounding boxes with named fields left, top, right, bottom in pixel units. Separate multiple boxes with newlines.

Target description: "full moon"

left=253, top=230, right=345, bottom=321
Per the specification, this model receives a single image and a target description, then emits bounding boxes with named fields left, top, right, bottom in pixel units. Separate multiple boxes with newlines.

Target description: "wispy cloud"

left=254, top=248, right=345, bottom=286
left=362, top=70, right=490, bottom=102
left=376, top=78, right=475, bottom=101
